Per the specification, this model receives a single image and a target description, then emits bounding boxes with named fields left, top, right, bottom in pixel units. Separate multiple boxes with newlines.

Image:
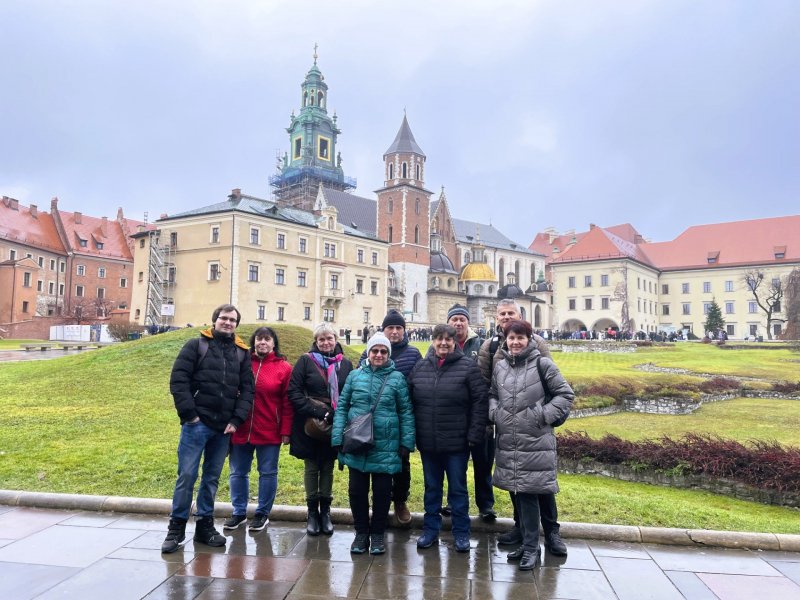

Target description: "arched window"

left=515, top=260, right=521, bottom=285
left=310, top=92, right=315, bottom=106
left=531, top=263, right=537, bottom=285
left=431, top=218, right=438, bottom=233
left=415, top=198, right=420, bottom=215
left=464, top=252, right=471, bottom=264
left=318, top=91, right=324, bottom=107
left=388, top=225, right=393, bottom=243
left=498, top=258, right=505, bottom=285
left=402, top=162, right=407, bottom=178
left=415, top=164, right=421, bottom=180
left=414, top=225, right=420, bottom=244
left=388, top=198, right=393, bottom=213
left=488, top=285, right=494, bottom=294
left=303, top=91, right=307, bottom=107
left=475, top=284, right=484, bottom=294
left=520, top=307, right=526, bottom=320
left=412, top=293, right=419, bottom=313
left=388, top=163, right=394, bottom=179
left=448, top=278, right=454, bottom=288
left=328, top=217, right=334, bottom=229
left=535, top=305, right=542, bottom=328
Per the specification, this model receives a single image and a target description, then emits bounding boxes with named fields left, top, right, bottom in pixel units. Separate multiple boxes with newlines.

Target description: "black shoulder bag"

left=342, top=377, right=390, bottom=455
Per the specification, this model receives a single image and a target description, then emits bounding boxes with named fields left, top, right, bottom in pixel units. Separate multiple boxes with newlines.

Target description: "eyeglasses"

left=369, top=348, right=389, bottom=355
left=217, top=316, right=237, bottom=323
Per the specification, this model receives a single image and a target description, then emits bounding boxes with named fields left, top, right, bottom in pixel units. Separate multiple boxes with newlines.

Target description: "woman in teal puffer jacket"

left=332, top=333, right=415, bottom=556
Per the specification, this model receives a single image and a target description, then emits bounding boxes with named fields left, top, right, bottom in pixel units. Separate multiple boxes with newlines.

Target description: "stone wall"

left=0, top=316, right=72, bottom=340
left=559, top=458, right=799, bottom=508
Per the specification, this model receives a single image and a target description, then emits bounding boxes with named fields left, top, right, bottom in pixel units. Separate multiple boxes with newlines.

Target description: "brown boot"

left=394, top=501, right=412, bottom=525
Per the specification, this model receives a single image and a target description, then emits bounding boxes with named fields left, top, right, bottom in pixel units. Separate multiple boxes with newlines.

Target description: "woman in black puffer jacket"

left=288, top=323, right=353, bottom=536
left=407, top=324, right=488, bottom=553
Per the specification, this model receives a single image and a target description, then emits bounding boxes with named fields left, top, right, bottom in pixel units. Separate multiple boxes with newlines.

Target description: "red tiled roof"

left=529, top=223, right=642, bottom=263
left=0, top=201, right=66, bottom=254
left=552, top=226, right=655, bottom=267
left=642, top=215, right=800, bottom=271
left=58, top=210, right=133, bottom=260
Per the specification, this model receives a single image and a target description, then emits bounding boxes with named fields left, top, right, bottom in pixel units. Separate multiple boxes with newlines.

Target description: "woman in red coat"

left=224, top=327, right=293, bottom=532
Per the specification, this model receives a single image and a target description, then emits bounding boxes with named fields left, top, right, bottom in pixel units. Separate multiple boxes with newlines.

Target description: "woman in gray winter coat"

left=489, top=319, right=574, bottom=571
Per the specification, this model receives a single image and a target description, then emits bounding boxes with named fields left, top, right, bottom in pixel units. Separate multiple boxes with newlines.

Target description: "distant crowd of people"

left=161, top=300, right=574, bottom=571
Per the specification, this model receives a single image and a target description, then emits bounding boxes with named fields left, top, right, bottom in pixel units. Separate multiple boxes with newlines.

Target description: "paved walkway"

left=1, top=503, right=799, bottom=600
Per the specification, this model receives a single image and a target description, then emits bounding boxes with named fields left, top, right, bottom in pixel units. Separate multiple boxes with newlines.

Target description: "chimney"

left=51, top=196, right=59, bottom=211
left=5, top=197, right=20, bottom=210
left=74, top=211, right=82, bottom=224
left=589, top=223, right=596, bottom=230
left=137, top=224, right=145, bottom=233
left=100, top=216, right=108, bottom=236
left=116, top=207, right=124, bottom=221
left=229, top=188, right=242, bottom=200
left=634, top=234, right=643, bottom=244
left=30, top=204, right=38, bottom=218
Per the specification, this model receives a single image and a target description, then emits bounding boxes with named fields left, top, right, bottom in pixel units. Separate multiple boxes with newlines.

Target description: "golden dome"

left=460, top=262, right=497, bottom=282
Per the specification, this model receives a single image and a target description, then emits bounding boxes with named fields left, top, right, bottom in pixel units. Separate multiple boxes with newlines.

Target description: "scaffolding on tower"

left=144, top=230, right=176, bottom=328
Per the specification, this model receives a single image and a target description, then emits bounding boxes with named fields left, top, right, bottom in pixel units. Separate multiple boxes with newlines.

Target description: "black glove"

left=323, top=411, right=334, bottom=424
left=398, top=446, right=410, bottom=458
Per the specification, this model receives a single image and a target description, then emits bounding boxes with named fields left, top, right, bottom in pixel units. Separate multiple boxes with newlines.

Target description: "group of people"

left=160, top=300, right=574, bottom=571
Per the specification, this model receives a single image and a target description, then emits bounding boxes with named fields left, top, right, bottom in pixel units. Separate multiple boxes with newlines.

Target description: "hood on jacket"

left=499, top=339, right=539, bottom=367
left=424, top=344, right=464, bottom=365
left=201, top=326, right=249, bottom=351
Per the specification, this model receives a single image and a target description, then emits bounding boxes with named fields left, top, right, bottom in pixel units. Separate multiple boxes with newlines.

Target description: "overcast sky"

left=2, top=0, right=798, bottom=247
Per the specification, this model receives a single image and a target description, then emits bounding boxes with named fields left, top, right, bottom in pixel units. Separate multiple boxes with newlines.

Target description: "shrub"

left=106, top=320, right=145, bottom=342
left=772, top=381, right=800, bottom=394
left=557, top=431, right=800, bottom=493
left=699, top=377, right=741, bottom=393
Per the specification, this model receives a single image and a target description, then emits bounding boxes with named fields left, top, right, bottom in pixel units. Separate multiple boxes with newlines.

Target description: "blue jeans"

left=420, top=450, right=470, bottom=537
left=229, top=443, right=281, bottom=516
left=170, top=421, right=230, bottom=520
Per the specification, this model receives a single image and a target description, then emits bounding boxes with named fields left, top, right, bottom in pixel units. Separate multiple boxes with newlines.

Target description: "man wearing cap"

left=444, top=303, right=494, bottom=522
left=359, top=309, right=422, bottom=525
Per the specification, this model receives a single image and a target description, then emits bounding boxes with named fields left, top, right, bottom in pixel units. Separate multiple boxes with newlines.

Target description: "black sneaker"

left=194, top=516, right=226, bottom=547
left=370, top=534, right=386, bottom=555
left=497, top=527, right=523, bottom=546
left=161, top=518, right=187, bottom=554
left=545, top=531, right=568, bottom=556
left=249, top=513, right=269, bottom=532
left=223, top=514, right=247, bottom=530
left=350, top=533, right=370, bottom=554
left=480, top=509, right=497, bottom=523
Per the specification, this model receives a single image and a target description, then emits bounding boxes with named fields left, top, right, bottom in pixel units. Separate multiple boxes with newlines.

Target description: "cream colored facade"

left=130, top=200, right=388, bottom=333
left=550, top=259, right=797, bottom=339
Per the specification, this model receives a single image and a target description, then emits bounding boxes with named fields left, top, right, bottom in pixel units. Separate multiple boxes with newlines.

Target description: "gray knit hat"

left=447, top=304, right=470, bottom=322
left=366, top=332, right=392, bottom=357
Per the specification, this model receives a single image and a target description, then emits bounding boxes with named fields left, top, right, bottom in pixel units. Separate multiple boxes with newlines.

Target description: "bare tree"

left=743, top=269, right=785, bottom=340
left=611, top=263, right=631, bottom=334
left=783, top=268, right=800, bottom=340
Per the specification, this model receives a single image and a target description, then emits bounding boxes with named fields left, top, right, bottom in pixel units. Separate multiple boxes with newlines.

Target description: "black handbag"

left=342, top=377, right=389, bottom=455
left=537, top=357, right=568, bottom=427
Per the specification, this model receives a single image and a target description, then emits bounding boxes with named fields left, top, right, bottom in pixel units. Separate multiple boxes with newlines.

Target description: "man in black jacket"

left=162, top=304, right=254, bottom=554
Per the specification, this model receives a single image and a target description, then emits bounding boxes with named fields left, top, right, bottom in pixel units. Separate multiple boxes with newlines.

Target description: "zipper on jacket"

left=246, top=357, right=264, bottom=444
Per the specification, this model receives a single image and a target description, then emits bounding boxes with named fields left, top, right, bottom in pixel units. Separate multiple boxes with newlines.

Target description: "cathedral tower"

left=375, top=115, right=432, bottom=321
left=270, top=49, right=355, bottom=211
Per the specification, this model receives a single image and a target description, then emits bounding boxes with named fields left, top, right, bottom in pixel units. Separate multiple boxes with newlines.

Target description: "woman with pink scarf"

left=288, top=323, right=354, bottom=535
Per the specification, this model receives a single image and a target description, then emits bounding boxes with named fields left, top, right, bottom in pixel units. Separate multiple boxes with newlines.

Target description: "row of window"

left=74, top=265, right=122, bottom=280
left=386, top=161, right=422, bottom=181
left=568, top=297, right=612, bottom=311
left=7, top=249, right=67, bottom=272
left=665, top=301, right=770, bottom=316
left=254, top=305, right=371, bottom=325
left=238, top=264, right=380, bottom=294
left=75, top=285, right=109, bottom=298
left=567, top=274, right=611, bottom=288
left=386, top=197, right=423, bottom=214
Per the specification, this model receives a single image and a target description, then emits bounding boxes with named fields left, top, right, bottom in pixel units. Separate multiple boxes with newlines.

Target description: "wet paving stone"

left=0, top=507, right=74, bottom=539
left=0, top=561, right=79, bottom=600
left=223, top=525, right=306, bottom=557
left=194, top=578, right=295, bottom=599
left=665, top=570, right=720, bottom=600
left=0, top=538, right=14, bottom=548
left=179, top=552, right=309, bottom=581
left=359, top=571, right=471, bottom=599
left=697, top=572, right=800, bottom=600
left=596, top=556, right=684, bottom=600
left=645, top=544, right=783, bottom=576
left=289, top=558, right=370, bottom=597
left=60, top=511, right=124, bottom=527
left=108, top=514, right=185, bottom=532
left=34, top=557, right=182, bottom=600
left=370, top=536, right=491, bottom=580
left=108, top=546, right=196, bottom=564
left=534, top=567, right=618, bottom=600
left=142, top=575, right=213, bottom=599
left=588, top=539, right=653, bottom=560
left=0, top=523, right=141, bottom=568
left=471, top=578, right=539, bottom=599
left=767, top=560, right=800, bottom=586
left=288, top=530, right=375, bottom=562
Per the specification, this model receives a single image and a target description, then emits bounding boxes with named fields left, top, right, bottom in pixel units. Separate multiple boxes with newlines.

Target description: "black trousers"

left=516, top=492, right=542, bottom=552
left=392, top=454, right=411, bottom=504
left=349, top=467, right=392, bottom=535
left=510, top=491, right=560, bottom=535
left=471, top=432, right=496, bottom=512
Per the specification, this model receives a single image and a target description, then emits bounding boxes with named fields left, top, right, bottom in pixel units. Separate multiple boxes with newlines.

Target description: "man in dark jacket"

left=445, top=304, right=494, bottom=522
left=407, top=324, right=488, bottom=553
left=360, top=310, right=422, bottom=525
left=161, top=304, right=255, bottom=554
left=477, top=299, right=567, bottom=557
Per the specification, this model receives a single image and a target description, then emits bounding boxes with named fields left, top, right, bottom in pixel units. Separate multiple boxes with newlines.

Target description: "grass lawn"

left=563, top=398, right=800, bottom=446
left=1, top=328, right=798, bottom=533
left=0, top=339, right=43, bottom=350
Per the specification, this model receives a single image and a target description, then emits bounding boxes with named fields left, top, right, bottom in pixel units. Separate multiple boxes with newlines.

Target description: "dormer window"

left=96, top=242, right=104, bottom=250
left=707, top=250, right=720, bottom=264
left=774, top=245, right=787, bottom=259
left=79, top=239, right=88, bottom=248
